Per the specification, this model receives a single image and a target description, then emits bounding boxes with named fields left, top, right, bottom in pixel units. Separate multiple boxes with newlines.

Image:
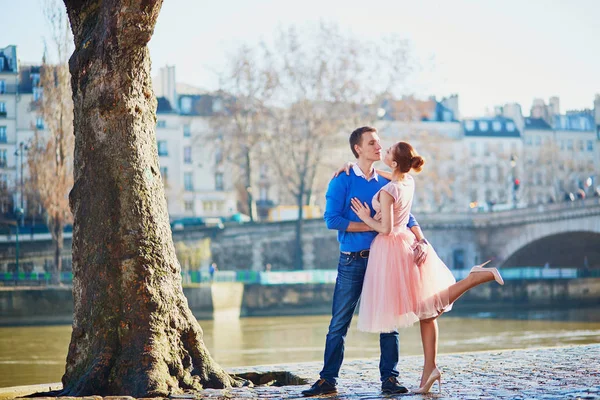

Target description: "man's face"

left=355, top=131, right=382, bottom=162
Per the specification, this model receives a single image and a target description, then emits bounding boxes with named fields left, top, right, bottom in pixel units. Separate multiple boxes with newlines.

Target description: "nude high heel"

left=470, top=260, right=504, bottom=285
left=413, top=367, right=442, bottom=394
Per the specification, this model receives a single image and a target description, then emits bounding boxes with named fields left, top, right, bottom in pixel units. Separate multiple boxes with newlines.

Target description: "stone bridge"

left=1, top=199, right=599, bottom=272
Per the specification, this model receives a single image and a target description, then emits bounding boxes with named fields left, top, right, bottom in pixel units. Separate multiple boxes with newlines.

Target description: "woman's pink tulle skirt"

left=357, top=229, right=457, bottom=333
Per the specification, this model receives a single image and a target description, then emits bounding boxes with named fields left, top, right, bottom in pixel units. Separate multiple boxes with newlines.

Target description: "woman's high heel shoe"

left=413, top=367, right=442, bottom=394
left=470, top=260, right=504, bottom=285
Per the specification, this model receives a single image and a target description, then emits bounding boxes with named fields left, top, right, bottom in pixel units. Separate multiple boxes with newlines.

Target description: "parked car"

left=170, top=217, right=224, bottom=231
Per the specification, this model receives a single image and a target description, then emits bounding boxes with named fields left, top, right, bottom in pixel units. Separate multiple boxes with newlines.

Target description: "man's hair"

left=349, top=126, right=377, bottom=158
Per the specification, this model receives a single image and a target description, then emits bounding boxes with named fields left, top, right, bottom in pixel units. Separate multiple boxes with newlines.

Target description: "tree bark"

left=60, top=0, right=241, bottom=396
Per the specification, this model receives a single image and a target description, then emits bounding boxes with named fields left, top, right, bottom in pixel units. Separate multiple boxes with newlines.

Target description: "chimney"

left=158, top=65, right=177, bottom=112
left=594, top=94, right=600, bottom=126
left=441, top=94, right=460, bottom=120
left=549, top=96, right=560, bottom=115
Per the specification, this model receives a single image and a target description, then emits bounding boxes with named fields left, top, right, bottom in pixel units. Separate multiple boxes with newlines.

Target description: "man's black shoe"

left=381, top=377, right=408, bottom=394
left=301, top=378, right=337, bottom=397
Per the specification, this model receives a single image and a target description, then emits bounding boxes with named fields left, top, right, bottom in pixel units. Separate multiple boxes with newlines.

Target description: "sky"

left=3, top=0, right=599, bottom=117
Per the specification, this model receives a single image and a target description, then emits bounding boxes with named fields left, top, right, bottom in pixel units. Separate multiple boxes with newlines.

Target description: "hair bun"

left=411, top=155, right=425, bottom=172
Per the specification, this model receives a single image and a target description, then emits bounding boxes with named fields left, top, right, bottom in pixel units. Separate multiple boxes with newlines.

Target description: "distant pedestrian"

left=209, top=262, right=218, bottom=281
left=264, top=263, right=272, bottom=272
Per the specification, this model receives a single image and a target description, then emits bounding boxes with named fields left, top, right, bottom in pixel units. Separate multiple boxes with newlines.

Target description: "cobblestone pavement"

left=5, top=344, right=600, bottom=399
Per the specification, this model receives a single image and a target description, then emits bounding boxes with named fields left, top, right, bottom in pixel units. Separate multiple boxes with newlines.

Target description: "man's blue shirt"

left=324, top=169, right=418, bottom=252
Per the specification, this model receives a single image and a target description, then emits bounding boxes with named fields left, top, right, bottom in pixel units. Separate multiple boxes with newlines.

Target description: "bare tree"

left=264, top=23, right=414, bottom=269
left=57, top=0, right=243, bottom=396
left=27, top=0, right=74, bottom=284
left=210, top=45, right=277, bottom=221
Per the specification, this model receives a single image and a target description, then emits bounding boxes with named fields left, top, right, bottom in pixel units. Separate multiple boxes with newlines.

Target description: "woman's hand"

left=332, top=162, right=355, bottom=178
left=350, top=198, right=372, bottom=222
left=413, top=238, right=429, bottom=266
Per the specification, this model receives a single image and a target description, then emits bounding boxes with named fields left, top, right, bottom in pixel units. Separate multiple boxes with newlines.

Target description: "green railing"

left=1, top=267, right=598, bottom=286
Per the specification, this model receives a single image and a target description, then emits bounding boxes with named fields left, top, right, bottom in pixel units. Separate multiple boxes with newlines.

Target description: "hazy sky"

left=3, top=0, right=599, bottom=117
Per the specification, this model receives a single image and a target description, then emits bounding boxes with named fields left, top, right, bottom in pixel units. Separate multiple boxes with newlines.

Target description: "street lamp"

left=14, top=142, right=29, bottom=226
left=510, top=154, right=518, bottom=209
left=14, top=207, right=23, bottom=285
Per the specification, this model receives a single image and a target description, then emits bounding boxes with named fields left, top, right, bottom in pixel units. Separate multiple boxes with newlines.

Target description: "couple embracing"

left=302, top=126, right=504, bottom=396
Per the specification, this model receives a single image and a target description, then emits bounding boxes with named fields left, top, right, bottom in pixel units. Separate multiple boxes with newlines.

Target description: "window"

left=578, top=140, right=584, bottom=151
left=33, top=87, right=42, bottom=101
left=203, top=201, right=213, bottom=212
left=535, top=136, right=541, bottom=146
left=470, top=142, right=477, bottom=157
left=484, top=143, right=490, bottom=156
left=180, top=97, right=192, bottom=114
left=560, top=140, right=565, bottom=150
left=0, top=126, right=6, bottom=143
left=215, top=148, right=223, bottom=165
left=497, top=166, right=504, bottom=183
left=567, top=139, right=573, bottom=150
left=470, top=167, right=478, bottom=180
left=506, top=122, right=515, bottom=131
left=184, top=172, right=193, bottom=191
left=498, top=189, right=506, bottom=202
left=525, top=136, right=532, bottom=145
left=183, top=146, right=192, bottom=164
left=0, top=173, right=7, bottom=189
left=36, top=116, right=44, bottom=129
left=479, top=121, right=489, bottom=131
left=492, top=121, right=501, bottom=132
left=159, top=166, right=168, bottom=182
left=0, top=149, right=6, bottom=167
left=485, top=189, right=493, bottom=203
left=0, top=102, right=6, bottom=114
left=465, top=120, right=475, bottom=131
left=183, top=124, right=191, bottom=137
left=184, top=200, right=194, bottom=212
left=453, top=249, right=465, bottom=270
left=535, top=172, right=542, bottom=185
left=0, top=80, right=5, bottom=94
left=259, top=186, right=268, bottom=200
left=157, top=140, right=168, bottom=156
left=587, top=140, right=594, bottom=151
left=157, top=120, right=166, bottom=128
left=484, top=166, right=491, bottom=180
left=215, top=172, right=223, bottom=191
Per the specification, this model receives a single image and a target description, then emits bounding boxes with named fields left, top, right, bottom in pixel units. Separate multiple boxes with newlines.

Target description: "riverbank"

left=0, top=344, right=598, bottom=399
left=1, top=278, right=599, bottom=326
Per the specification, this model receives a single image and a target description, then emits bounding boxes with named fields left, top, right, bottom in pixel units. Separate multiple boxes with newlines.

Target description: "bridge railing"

left=1, top=267, right=598, bottom=286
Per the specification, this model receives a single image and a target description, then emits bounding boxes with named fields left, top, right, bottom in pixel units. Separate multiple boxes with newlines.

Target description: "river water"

left=1, top=308, right=599, bottom=388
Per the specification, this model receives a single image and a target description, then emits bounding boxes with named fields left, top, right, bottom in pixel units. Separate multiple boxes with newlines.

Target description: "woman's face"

left=383, top=144, right=396, bottom=169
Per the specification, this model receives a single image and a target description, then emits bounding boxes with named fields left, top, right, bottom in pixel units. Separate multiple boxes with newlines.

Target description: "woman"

left=348, top=141, right=503, bottom=394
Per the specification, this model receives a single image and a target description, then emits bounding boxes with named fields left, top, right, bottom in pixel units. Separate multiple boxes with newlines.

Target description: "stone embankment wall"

left=1, top=278, right=599, bottom=325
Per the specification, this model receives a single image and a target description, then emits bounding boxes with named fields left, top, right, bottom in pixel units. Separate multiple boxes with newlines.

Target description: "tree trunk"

left=53, top=221, right=63, bottom=285
left=60, top=0, right=241, bottom=396
left=294, top=190, right=304, bottom=270
left=245, top=149, right=257, bottom=221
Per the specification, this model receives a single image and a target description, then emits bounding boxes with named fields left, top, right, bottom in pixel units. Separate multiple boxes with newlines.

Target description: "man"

left=302, top=126, right=428, bottom=396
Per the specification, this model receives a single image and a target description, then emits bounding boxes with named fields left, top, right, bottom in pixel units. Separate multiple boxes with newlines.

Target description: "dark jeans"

left=319, top=252, right=399, bottom=384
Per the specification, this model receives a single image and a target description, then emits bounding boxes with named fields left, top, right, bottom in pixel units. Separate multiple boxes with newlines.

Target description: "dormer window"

left=181, top=97, right=192, bottom=114
left=492, top=121, right=502, bottom=132
left=479, top=121, right=489, bottom=131
left=465, top=120, right=475, bottom=131
left=506, top=122, right=515, bottom=132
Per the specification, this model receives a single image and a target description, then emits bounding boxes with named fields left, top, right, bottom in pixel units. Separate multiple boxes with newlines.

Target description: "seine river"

left=1, top=308, right=600, bottom=388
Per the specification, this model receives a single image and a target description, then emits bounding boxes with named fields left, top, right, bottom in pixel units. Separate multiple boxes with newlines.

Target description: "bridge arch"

left=496, top=215, right=600, bottom=267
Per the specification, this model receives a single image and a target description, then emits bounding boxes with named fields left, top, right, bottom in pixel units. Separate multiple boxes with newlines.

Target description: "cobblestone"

left=2, top=345, right=599, bottom=399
